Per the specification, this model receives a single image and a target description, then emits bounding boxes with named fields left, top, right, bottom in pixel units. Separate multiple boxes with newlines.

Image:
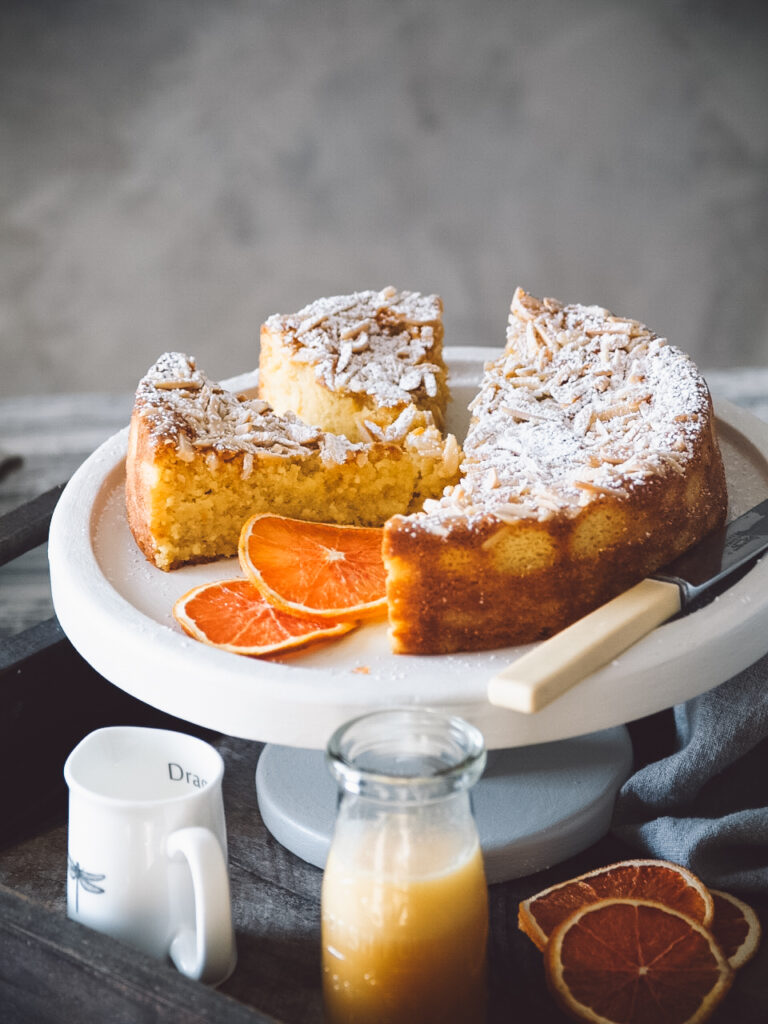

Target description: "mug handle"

left=166, top=826, right=237, bottom=985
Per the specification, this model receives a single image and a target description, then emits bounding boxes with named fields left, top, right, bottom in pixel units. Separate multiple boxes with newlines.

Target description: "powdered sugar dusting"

left=264, top=287, right=445, bottom=408
left=413, top=289, right=713, bottom=531
left=135, top=352, right=361, bottom=466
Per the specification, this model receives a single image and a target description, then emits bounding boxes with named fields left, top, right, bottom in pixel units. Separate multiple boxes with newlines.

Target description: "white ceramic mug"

left=64, top=725, right=237, bottom=985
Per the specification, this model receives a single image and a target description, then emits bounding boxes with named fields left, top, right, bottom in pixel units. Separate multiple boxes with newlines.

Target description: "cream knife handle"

left=487, top=578, right=682, bottom=714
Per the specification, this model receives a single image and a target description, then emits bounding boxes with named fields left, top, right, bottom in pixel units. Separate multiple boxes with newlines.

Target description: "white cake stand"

left=49, top=350, right=768, bottom=879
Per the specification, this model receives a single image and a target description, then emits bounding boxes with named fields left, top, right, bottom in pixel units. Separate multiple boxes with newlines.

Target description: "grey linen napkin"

left=612, top=652, right=768, bottom=893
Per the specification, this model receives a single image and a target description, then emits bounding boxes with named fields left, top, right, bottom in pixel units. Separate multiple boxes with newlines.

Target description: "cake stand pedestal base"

left=255, top=725, right=633, bottom=884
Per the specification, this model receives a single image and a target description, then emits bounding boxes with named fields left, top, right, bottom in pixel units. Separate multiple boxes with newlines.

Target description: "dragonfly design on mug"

left=68, top=854, right=106, bottom=913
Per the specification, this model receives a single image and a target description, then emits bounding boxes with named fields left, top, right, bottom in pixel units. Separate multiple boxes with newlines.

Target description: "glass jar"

left=321, top=707, right=489, bottom=1024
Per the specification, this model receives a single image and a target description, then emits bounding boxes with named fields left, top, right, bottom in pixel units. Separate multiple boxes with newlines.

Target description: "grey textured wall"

left=1, top=0, right=767, bottom=397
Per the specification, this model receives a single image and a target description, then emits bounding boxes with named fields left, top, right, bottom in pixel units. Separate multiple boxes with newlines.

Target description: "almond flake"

left=155, top=379, right=203, bottom=391
left=399, top=368, right=422, bottom=391
left=340, top=319, right=371, bottom=340
left=350, top=333, right=370, bottom=353
left=492, top=502, right=536, bottom=521
left=573, top=480, right=628, bottom=498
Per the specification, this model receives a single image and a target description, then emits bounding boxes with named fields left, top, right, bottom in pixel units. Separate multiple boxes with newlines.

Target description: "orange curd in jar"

left=320, top=708, right=489, bottom=1024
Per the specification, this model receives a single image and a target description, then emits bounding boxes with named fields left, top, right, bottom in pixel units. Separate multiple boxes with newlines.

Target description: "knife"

left=487, top=496, right=768, bottom=714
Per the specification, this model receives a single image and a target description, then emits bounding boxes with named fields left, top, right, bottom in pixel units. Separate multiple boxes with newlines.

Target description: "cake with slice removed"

left=126, top=352, right=461, bottom=571
left=383, top=288, right=728, bottom=654
left=259, top=286, right=450, bottom=442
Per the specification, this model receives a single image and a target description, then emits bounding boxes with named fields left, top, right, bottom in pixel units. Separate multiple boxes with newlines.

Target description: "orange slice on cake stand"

left=239, top=513, right=387, bottom=621
left=173, top=578, right=355, bottom=656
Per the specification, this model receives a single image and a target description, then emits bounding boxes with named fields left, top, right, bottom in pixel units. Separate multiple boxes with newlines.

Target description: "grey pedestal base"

left=256, top=726, right=633, bottom=884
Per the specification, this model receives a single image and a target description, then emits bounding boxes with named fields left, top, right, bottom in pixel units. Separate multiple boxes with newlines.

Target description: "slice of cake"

left=259, top=286, right=450, bottom=442
left=126, top=353, right=461, bottom=571
left=383, top=288, right=728, bottom=655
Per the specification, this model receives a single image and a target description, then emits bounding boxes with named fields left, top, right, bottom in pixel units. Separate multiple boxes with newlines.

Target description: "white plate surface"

left=49, top=348, right=768, bottom=750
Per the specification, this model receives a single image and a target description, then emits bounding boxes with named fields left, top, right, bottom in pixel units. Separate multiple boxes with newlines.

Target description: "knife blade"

left=487, top=497, right=768, bottom=714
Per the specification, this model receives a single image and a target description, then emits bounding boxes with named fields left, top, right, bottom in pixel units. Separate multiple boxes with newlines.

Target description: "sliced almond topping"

left=573, top=479, right=628, bottom=498
left=510, top=289, right=537, bottom=321
left=383, top=406, right=419, bottom=442
left=442, top=434, right=461, bottom=477
left=596, top=452, right=626, bottom=465
left=501, top=405, right=550, bottom=423
left=574, top=408, right=596, bottom=437
left=534, top=495, right=563, bottom=512
left=485, top=466, right=500, bottom=489
left=399, top=368, right=422, bottom=392
left=360, top=420, right=384, bottom=441
left=340, top=318, right=371, bottom=340
left=336, top=340, right=353, bottom=375
left=296, top=312, right=328, bottom=334
left=240, top=452, right=254, bottom=479
left=155, top=379, right=203, bottom=391
left=595, top=402, right=639, bottom=422
left=537, top=486, right=567, bottom=507
left=176, top=433, right=196, bottom=462
left=533, top=321, right=553, bottom=349
left=620, top=459, right=656, bottom=477
left=492, top=502, right=536, bottom=521
left=602, top=320, right=636, bottom=334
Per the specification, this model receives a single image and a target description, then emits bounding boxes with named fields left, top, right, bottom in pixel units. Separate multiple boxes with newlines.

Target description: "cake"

left=383, top=288, right=728, bottom=655
left=259, top=286, right=450, bottom=442
left=125, top=352, right=461, bottom=571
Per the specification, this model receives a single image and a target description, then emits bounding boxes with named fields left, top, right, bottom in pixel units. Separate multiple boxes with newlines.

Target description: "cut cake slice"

left=126, top=352, right=460, bottom=571
left=259, top=286, right=450, bottom=442
left=383, top=288, right=728, bottom=655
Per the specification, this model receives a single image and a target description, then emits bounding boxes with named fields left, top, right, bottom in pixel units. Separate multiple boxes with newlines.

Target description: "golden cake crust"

left=126, top=353, right=460, bottom=571
left=383, top=289, right=728, bottom=654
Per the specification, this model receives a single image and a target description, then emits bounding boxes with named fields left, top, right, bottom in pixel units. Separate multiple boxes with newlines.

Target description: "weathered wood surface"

left=1, top=376, right=768, bottom=1023
left=0, top=885, right=273, bottom=1024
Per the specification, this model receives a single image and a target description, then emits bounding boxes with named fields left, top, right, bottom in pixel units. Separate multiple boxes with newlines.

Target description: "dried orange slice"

left=173, top=578, right=356, bottom=655
left=519, top=859, right=714, bottom=951
left=239, top=513, right=387, bottom=620
left=709, top=889, right=762, bottom=969
left=545, top=898, right=733, bottom=1024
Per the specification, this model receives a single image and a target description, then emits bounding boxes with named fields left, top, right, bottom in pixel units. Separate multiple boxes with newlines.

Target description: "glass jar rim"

left=326, top=706, right=487, bottom=802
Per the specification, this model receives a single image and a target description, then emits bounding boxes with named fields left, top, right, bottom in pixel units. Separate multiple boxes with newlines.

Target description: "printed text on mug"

left=168, top=762, right=208, bottom=788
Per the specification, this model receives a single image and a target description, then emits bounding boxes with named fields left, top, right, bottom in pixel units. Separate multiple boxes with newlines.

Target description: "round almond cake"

left=383, top=288, right=728, bottom=654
